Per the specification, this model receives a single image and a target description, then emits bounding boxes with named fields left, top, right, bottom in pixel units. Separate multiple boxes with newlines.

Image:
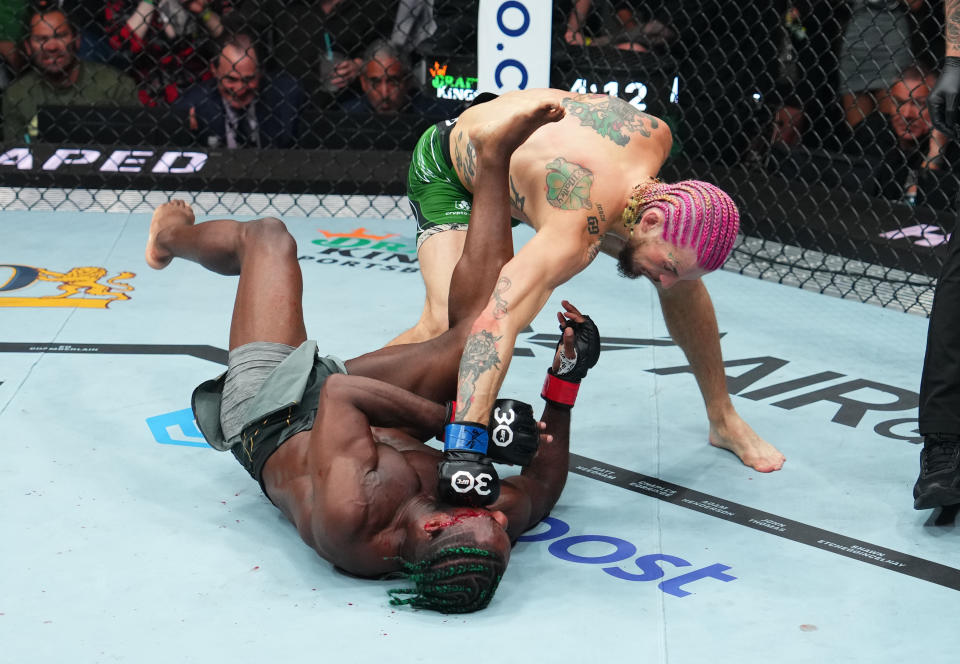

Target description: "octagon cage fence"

left=1, top=0, right=953, bottom=315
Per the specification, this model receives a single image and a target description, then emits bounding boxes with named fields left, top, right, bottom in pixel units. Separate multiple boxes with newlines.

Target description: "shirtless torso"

left=450, top=89, right=672, bottom=240
left=393, top=88, right=786, bottom=474
left=262, top=426, right=441, bottom=576
left=260, top=362, right=561, bottom=578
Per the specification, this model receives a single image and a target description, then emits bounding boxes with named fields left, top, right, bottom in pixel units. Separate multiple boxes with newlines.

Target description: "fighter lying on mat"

left=390, top=88, right=785, bottom=473
left=143, top=101, right=598, bottom=613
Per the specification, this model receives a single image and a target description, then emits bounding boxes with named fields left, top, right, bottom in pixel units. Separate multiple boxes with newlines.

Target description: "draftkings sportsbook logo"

left=0, top=264, right=135, bottom=308
left=299, top=227, right=419, bottom=273
left=430, top=61, right=479, bottom=102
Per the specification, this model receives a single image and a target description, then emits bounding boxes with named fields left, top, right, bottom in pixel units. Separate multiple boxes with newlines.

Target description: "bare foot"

left=145, top=199, right=195, bottom=269
left=709, top=414, right=785, bottom=473
left=469, top=96, right=565, bottom=162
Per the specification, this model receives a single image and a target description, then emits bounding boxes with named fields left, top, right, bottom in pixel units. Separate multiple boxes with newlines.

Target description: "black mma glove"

left=487, top=398, right=539, bottom=466
left=437, top=422, right=500, bottom=506
left=438, top=399, right=538, bottom=465
left=541, top=315, right=600, bottom=409
left=929, top=56, right=960, bottom=137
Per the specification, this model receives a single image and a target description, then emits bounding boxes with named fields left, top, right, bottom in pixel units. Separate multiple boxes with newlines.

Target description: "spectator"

left=842, top=64, right=950, bottom=201
left=3, top=5, right=138, bottom=142
left=3, top=1, right=126, bottom=69
left=104, top=0, right=233, bottom=106
left=767, top=1, right=848, bottom=151
left=389, top=0, right=436, bottom=56
left=563, top=0, right=676, bottom=52
left=272, top=0, right=397, bottom=105
left=0, top=0, right=29, bottom=84
left=768, top=4, right=810, bottom=147
left=341, top=40, right=445, bottom=116
left=673, top=1, right=782, bottom=165
left=838, top=0, right=925, bottom=131
left=413, top=0, right=477, bottom=57
left=174, top=32, right=302, bottom=148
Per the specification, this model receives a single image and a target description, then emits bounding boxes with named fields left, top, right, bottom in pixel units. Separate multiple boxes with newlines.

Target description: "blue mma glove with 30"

left=438, top=421, right=500, bottom=506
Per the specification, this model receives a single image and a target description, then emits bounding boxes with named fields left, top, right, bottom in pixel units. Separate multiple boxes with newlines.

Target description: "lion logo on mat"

left=0, top=264, right=135, bottom=308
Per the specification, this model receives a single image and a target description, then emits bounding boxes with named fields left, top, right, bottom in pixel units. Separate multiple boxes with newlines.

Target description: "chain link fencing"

left=0, top=1, right=952, bottom=314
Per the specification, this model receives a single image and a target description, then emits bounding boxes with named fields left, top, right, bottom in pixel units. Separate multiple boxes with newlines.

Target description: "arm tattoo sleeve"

left=948, top=1, right=960, bottom=54
left=457, top=330, right=502, bottom=418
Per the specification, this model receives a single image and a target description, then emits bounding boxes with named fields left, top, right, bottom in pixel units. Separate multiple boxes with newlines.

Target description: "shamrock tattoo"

left=545, top=157, right=594, bottom=210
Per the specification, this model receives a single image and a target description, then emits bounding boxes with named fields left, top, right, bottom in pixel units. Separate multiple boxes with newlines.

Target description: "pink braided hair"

left=621, top=180, right=740, bottom=271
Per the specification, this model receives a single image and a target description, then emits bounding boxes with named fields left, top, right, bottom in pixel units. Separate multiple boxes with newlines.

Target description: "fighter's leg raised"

left=346, top=160, right=511, bottom=400
left=145, top=200, right=306, bottom=350
left=347, top=100, right=564, bottom=402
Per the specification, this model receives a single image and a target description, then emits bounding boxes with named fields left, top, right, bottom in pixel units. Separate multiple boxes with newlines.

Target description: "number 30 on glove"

left=436, top=398, right=540, bottom=506
left=437, top=423, right=500, bottom=507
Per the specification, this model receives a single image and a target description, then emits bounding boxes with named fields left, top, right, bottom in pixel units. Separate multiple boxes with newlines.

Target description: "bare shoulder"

left=559, top=93, right=671, bottom=150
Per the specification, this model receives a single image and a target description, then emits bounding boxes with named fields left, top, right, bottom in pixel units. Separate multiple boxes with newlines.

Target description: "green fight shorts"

left=407, top=120, right=473, bottom=249
left=407, top=119, right=522, bottom=250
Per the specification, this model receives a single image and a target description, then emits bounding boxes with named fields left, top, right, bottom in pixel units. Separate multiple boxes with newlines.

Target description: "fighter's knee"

left=254, top=216, right=289, bottom=236
left=247, top=217, right=296, bottom=254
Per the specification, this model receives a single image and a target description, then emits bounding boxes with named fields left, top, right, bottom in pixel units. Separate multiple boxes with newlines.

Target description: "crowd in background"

left=0, top=0, right=954, bottom=208
left=0, top=0, right=463, bottom=150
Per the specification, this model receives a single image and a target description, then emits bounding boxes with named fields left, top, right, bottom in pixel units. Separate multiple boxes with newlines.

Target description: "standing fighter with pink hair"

left=390, top=88, right=785, bottom=473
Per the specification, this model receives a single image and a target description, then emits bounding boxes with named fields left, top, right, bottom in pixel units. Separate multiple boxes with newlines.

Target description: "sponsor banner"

left=429, top=60, right=480, bottom=102
left=0, top=144, right=412, bottom=196
left=477, top=0, right=552, bottom=93
left=147, top=407, right=208, bottom=448
left=0, top=264, right=135, bottom=308
left=0, top=147, right=207, bottom=173
left=518, top=515, right=736, bottom=597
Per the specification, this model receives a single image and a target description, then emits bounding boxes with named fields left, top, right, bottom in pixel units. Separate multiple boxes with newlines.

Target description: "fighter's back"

left=451, top=89, right=673, bottom=233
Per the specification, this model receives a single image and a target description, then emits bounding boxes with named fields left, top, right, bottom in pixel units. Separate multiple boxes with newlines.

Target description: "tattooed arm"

left=453, top=225, right=588, bottom=424
left=929, top=1, right=960, bottom=136
left=947, top=0, right=960, bottom=56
